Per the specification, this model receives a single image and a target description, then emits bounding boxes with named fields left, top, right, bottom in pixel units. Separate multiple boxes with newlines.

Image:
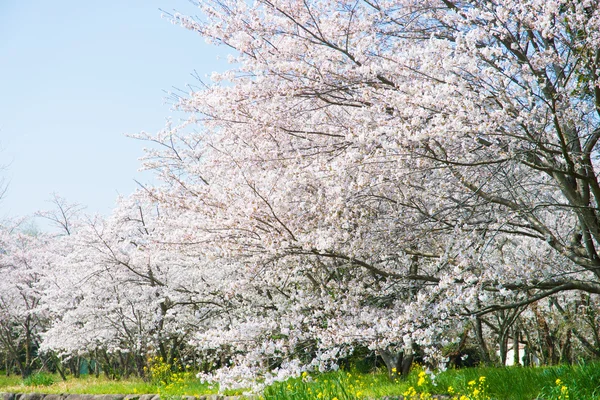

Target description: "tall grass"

left=434, top=361, right=600, bottom=399
left=264, top=362, right=600, bottom=400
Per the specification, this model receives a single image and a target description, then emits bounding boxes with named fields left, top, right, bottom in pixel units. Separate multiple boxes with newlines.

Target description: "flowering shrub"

left=263, top=370, right=368, bottom=400
left=455, top=376, right=490, bottom=400
left=403, top=367, right=435, bottom=399
left=146, top=356, right=193, bottom=395
left=541, top=379, right=570, bottom=400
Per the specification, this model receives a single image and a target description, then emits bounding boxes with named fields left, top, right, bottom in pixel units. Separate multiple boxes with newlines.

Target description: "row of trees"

left=2, top=0, right=600, bottom=391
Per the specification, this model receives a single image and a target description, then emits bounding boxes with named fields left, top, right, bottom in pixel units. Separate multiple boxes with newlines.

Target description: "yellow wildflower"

left=417, top=371, right=427, bottom=386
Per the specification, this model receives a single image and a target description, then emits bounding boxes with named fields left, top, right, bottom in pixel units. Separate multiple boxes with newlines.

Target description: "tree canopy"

left=2, top=0, right=600, bottom=390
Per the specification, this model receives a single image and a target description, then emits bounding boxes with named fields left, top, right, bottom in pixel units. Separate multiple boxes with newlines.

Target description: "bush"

left=146, top=356, right=193, bottom=395
left=23, top=372, right=55, bottom=387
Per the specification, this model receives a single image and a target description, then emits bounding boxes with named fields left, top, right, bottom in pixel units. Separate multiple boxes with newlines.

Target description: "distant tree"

left=0, top=226, right=50, bottom=377
left=40, top=196, right=224, bottom=378
left=35, top=193, right=85, bottom=236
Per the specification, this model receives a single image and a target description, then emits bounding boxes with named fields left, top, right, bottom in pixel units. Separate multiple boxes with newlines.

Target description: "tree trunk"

left=380, top=349, right=412, bottom=381
left=561, top=329, right=572, bottom=364
left=51, top=353, right=67, bottom=381
left=498, top=333, right=508, bottom=366
left=94, top=350, right=100, bottom=378
left=474, top=317, right=491, bottom=364
left=513, top=327, right=520, bottom=366
left=135, top=354, right=147, bottom=380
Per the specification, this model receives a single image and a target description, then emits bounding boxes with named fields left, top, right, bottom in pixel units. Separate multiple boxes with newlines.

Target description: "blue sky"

left=0, top=1, right=227, bottom=225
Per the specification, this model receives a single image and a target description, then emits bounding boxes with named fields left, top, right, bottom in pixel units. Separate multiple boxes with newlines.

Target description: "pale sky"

left=0, top=1, right=227, bottom=225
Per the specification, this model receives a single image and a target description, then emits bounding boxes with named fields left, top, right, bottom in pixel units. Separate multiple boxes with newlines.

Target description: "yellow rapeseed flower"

left=417, top=370, right=427, bottom=386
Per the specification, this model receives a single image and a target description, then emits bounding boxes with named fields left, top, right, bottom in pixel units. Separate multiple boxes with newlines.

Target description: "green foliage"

left=533, top=361, right=600, bottom=400
left=538, top=379, right=571, bottom=400
left=146, top=356, right=218, bottom=397
left=264, top=370, right=367, bottom=400
left=23, top=372, right=55, bottom=387
left=434, top=366, right=543, bottom=399
left=263, top=362, right=600, bottom=400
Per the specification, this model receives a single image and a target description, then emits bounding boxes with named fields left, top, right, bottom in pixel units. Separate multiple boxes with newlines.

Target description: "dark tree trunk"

left=51, top=353, right=67, bottom=381
left=474, top=317, right=491, bottom=364
left=513, top=327, right=520, bottom=366
left=561, top=329, right=572, bottom=364
left=498, top=332, right=508, bottom=366
left=135, top=354, right=147, bottom=380
left=380, top=349, right=412, bottom=381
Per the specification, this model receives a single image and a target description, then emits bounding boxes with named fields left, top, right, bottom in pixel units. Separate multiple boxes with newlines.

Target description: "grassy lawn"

left=0, top=374, right=218, bottom=397
left=0, top=374, right=22, bottom=390
left=1, top=362, right=600, bottom=399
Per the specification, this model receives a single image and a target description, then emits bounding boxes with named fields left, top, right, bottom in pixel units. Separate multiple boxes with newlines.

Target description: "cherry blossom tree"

left=39, top=195, right=227, bottom=377
left=0, top=225, right=51, bottom=377
left=130, top=0, right=600, bottom=383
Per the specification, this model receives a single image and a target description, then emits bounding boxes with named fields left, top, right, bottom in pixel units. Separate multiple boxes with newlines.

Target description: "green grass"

left=433, top=362, right=600, bottom=399
left=23, top=373, right=55, bottom=387
left=0, top=373, right=219, bottom=396
left=263, top=369, right=418, bottom=399
left=264, top=362, right=600, bottom=399
left=0, top=373, right=22, bottom=389
left=2, top=362, right=600, bottom=399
